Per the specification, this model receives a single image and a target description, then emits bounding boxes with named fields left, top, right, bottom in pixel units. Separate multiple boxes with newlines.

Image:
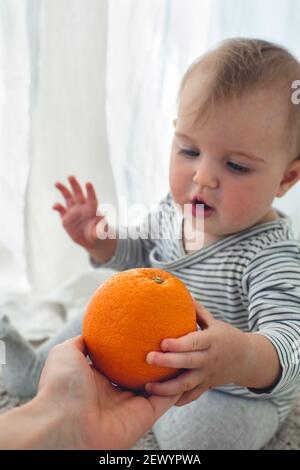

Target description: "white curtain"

left=0, top=0, right=31, bottom=295
left=0, top=0, right=117, bottom=339
left=26, top=0, right=118, bottom=294
left=106, top=0, right=212, bottom=218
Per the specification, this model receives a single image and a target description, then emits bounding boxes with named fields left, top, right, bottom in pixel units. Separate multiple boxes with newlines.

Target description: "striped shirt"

left=91, top=192, right=300, bottom=424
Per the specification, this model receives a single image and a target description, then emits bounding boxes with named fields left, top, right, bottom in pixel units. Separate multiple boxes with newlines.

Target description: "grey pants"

left=152, top=388, right=279, bottom=450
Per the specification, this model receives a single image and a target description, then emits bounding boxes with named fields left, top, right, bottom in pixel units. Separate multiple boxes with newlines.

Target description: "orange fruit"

left=83, top=267, right=197, bottom=390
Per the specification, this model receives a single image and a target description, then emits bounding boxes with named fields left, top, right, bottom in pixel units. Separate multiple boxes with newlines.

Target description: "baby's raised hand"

left=146, top=299, right=249, bottom=406
left=53, top=175, right=105, bottom=249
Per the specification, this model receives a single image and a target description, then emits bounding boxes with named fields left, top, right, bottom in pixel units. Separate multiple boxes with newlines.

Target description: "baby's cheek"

left=223, top=188, right=250, bottom=214
left=227, top=196, right=245, bottom=214
left=169, top=179, right=185, bottom=205
left=223, top=190, right=264, bottom=230
left=170, top=176, right=191, bottom=205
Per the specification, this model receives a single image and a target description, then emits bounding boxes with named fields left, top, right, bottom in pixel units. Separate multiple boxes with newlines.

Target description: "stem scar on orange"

left=83, top=268, right=197, bottom=390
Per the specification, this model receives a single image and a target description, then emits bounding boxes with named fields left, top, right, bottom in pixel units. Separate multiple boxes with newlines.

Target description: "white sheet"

left=0, top=267, right=116, bottom=341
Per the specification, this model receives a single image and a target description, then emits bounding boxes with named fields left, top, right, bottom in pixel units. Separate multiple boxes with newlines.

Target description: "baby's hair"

left=177, top=38, right=300, bottom=160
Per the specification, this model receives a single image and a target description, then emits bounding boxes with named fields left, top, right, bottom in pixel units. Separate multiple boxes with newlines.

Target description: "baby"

left=2, top=37, right=300, bottom=450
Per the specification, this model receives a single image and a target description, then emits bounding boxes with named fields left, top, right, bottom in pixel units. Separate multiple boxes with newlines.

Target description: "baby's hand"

left=53, top=175, right=106, bottom=249
left=145, top=299, right=249, bottom=406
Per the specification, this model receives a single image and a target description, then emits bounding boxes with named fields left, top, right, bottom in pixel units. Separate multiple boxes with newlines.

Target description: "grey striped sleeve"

left=242, top=243, right=300, bottom=396
left=89, top=223, right=155, bottom=271
left=89, top=193, right=171, bottom=271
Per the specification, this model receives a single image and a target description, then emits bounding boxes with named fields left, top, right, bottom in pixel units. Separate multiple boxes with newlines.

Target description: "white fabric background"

left=0, top=0, right=117, bottom=339
left=106, top=0, right=212, bottom=217
left=0, top=0, right=300, bottom=340
left=26, top=0, right=118, bottom=294
left=0, top=0, right=30, bottom=295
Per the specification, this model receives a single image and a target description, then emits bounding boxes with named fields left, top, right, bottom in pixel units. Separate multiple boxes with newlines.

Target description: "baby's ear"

left=277, top=156, right=300, bottom=196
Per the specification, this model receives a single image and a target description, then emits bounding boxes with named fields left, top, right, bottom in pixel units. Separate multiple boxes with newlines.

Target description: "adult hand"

left=37, top=336, right=181, bottom=449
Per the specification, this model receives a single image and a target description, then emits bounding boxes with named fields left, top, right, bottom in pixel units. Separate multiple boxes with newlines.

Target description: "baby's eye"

left=178, top=149, right=199, bottom=158
left=227, top=161, right=250, bottom=174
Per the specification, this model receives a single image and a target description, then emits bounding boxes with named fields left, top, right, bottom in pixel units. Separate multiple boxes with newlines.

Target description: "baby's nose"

left=192, top=158, right=219, bottom=189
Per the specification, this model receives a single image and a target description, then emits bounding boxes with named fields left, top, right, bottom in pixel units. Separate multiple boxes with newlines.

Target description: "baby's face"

left=169, top=76, right=291, bottom=240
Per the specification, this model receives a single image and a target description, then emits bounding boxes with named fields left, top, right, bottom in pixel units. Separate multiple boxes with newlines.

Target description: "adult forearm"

left=0, top=392, right=76, bottom=450
left=237, top=333, right=282, bottom=391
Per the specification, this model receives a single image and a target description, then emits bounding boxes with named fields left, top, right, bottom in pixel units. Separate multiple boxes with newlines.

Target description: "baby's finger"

left=55, top=182, right=74, bottom=207
left=86, top=182, right=98, bottom=207
left=68, top=175, right=85, bottom=204
left=146, top=350, right=204, bottom=369
left=192, top=297, right=214, bottom=328
left=161, top=330, right=211, bottom=352
left=52, top=203, right=67, bottom=217
left=145, top=369, right=201, bottom=396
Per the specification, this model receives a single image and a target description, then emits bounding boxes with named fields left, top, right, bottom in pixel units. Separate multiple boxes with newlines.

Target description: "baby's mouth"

left=192, top=196, right=214, bottom=209
left=191, top=196, right=216, bottom=217
left=195, top=201, right=211, bottom=209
